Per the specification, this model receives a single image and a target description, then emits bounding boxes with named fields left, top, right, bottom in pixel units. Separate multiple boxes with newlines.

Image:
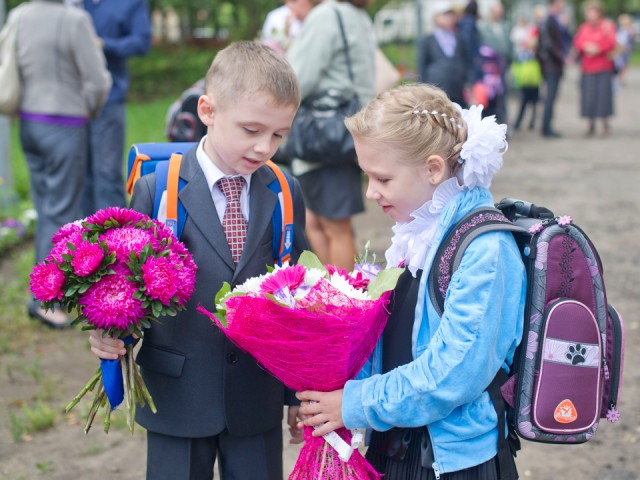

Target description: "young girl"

left=297, top=84, right=527, bottom=479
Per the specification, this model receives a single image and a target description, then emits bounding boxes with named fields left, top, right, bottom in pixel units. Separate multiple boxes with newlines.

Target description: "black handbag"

left=283, top=8, right=360, bottom=167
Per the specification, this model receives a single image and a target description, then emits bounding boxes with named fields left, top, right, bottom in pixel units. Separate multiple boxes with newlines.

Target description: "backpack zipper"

left=604, top=304, right=623, bottom=422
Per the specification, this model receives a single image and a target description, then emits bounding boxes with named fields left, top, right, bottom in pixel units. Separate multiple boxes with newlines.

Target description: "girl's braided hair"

left=345, top=84, right=468, bottom=173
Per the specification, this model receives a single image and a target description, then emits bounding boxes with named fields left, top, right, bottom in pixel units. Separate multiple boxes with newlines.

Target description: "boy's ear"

left=197, top=94, right=215, bottom=127
left=424, top=154, right=448, bottom=185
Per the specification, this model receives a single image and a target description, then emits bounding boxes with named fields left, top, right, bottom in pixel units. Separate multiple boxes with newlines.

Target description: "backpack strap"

left=265, top=160, right=294, bottom=266
left=487, top=368, right=521, bottom=480
left=126, top=151, right=150, bottom=196
left=153, top=153, right=187, bottom=239
left=428, top=207, right=528, bottom=318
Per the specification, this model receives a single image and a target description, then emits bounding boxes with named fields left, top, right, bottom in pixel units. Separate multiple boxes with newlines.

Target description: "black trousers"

left=146, top=425, right=283, bottom=480
left=542, top=73, right=562, bottom=134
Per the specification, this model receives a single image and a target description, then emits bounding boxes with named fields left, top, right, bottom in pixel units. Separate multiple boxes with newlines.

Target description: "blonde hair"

left=345, top=84, right=468, bottom=173
left=205, top=41, right=300, bottom=108
left=583, top=0, right=604, bottom=15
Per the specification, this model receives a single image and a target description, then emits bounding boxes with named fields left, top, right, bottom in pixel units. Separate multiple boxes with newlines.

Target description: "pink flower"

left=557, top=215, right=573, bottom=227
left=100, top=226, right=160, bottom=262
left=327, top=265, right=370, bottom=291
left=168, top=251, right=198, bottom=304
left=528, top=222, right=544, bottom=235
left=260, top=264, right=306, bottom=295
left=85, top=207, right=147, bottom=227
left=150, top=219, right=176, bottom=243
left=347, top=271, right=370, bottom=291
left=30, top=262, right=66, bottom=301
left=48, top=231, right=84, bottom=263
left=51, top=221, right=86, bottom=244
left=326, top=265, right=350, bottom=279
left=71, top=241, right=104, bottom=277
left=606, top=407, right=620, bottom=423
left=78, top=266, right=145, bottom=330
left=141, top=257, right=179, bottom=305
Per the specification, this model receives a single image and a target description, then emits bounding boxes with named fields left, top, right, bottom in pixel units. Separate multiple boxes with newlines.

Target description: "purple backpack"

left=429, top=198, right=624, bottom=476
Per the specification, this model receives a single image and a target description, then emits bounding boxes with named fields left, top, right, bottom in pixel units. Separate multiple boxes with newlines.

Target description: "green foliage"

left=21, top=401, right=57, bottom=432
left=8, top=401, right=57, bottom=441
left=35, top=462, right=53, bottom=474
left=8, top=411, right=27, bottom=442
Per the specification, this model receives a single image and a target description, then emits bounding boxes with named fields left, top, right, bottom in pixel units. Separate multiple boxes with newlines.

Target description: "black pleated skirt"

left=366, top=429, right=518, bottom=480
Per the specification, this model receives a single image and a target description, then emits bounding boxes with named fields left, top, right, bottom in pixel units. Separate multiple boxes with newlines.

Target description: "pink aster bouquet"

left=197, top=250, right=403, bottom=480
left=29, top=207, right=197, bottom=433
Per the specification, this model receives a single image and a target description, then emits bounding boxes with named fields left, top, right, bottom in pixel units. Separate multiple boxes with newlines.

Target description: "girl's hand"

left=296, top=389, right=345, bottom=437
left=88, top=330, right=126, bottom=359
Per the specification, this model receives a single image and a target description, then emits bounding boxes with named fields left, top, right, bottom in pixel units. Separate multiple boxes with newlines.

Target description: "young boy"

left=89, top=41, right=308, bottom=480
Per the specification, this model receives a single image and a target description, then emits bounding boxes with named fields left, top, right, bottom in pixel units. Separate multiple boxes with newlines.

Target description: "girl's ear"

left=197, top=94, right=215, bottom=127
left=424, top=154, right=449, bottom=185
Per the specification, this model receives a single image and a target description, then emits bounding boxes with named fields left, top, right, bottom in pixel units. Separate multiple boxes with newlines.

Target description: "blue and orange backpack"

left=126, top=142, right=294, bottom=266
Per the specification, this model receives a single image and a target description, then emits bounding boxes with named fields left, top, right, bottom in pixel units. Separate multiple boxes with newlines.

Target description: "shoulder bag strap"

left=332, top=7, right=355, bottom=86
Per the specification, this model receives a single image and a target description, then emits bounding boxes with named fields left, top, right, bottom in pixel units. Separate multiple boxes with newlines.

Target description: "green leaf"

left=215, top=282, right=232, bottom=309
left=367, top=267, right=405, bottom=300
left=78, top=283, right=91, bottom=294
left=297, top=250, right=328, bottom=276
left=214, top=312, right=228, bottom=328
left=65, top=285, right=79, bottom=296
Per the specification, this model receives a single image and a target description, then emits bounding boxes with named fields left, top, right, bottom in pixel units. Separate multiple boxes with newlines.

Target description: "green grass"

left=128, top=45, right=220, bottom=102
left=7, top=94, right=175, bottom=207
left=380, top=41, right=417, bottom=78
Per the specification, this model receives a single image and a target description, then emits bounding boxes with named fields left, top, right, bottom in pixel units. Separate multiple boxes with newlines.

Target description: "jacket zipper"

left=426, top=428, right=441, bottom=479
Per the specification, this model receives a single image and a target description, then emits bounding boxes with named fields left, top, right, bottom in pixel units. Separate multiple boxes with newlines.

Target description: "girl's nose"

left=365, top=181, right=379, bottom=200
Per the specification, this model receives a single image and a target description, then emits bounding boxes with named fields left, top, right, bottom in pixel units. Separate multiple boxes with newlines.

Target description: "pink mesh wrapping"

left=198, top=280, right=391, bottom=479
left=288, top=427, right=381, bottom=480
left=201, top=282, right=391, bottom=392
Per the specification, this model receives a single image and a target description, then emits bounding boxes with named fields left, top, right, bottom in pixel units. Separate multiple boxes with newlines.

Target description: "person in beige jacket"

left=287, top=0, right=375, bottom=271
left=14, top=0, right=111, bottom=328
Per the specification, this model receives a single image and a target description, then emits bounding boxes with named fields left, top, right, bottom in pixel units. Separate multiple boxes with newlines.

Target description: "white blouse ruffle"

left=385, top=177, right=463, bottom=277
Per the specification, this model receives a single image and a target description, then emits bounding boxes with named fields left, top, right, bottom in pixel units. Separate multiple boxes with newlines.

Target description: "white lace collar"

left=385, top=177, right=463, bottom=277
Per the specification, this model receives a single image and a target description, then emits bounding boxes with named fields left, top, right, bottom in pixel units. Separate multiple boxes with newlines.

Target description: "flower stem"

left=133, top=364, right=157, bottom=413
left=121, top=353, right=133, bottom=433
left=127, top=346, right=136, bottom=433
left=65, top=366, right=102, bottom=413
left=103, top=402, right=112, bottom=433
left=84, top=384, right=105, bottom=434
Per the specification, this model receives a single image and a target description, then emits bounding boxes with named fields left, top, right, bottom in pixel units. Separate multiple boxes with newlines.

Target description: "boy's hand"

left=287, top=406, right=304, bottom=444
left=88, top=330, right=126, bottom=359
left=296, top=389, right=345, bottom=437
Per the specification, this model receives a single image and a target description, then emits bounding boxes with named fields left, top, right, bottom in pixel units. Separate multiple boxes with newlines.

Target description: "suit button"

left=227, top=352, right=238, bottom=364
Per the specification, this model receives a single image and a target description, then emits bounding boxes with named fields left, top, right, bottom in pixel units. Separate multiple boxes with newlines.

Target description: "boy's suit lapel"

left=233, top=167, right=277, bottom=282
left=177, top=150, right=235, bottom=270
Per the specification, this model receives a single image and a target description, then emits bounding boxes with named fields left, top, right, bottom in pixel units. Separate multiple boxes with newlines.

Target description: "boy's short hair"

left=205, top=41, right=300, bottom=109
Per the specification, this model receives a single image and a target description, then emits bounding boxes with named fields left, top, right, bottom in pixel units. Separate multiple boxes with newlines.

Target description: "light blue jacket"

left=343, top=187, right=527, bottom=475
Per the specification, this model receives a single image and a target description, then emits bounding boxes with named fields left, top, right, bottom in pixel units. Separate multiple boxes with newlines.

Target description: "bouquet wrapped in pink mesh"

left=197, top=251, right=403, bottom=479
left=29, top=207, right=197, bottom=434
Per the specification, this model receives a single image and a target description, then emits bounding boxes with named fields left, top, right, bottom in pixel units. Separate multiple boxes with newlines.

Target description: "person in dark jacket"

left=81, top=0, right=151, bottom=215
left=538, top=0, right=568, bottom=138
left=456, top=0, right=483, bottom=85
left=418, top=5, right=471, bottom=107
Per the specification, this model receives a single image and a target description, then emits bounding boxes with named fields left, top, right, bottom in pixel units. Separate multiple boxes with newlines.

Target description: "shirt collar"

left=196, top=136, right=252, bottom=193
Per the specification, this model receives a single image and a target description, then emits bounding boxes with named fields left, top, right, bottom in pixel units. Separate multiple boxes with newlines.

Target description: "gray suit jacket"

left=131, top=148, right=308, bottom=438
